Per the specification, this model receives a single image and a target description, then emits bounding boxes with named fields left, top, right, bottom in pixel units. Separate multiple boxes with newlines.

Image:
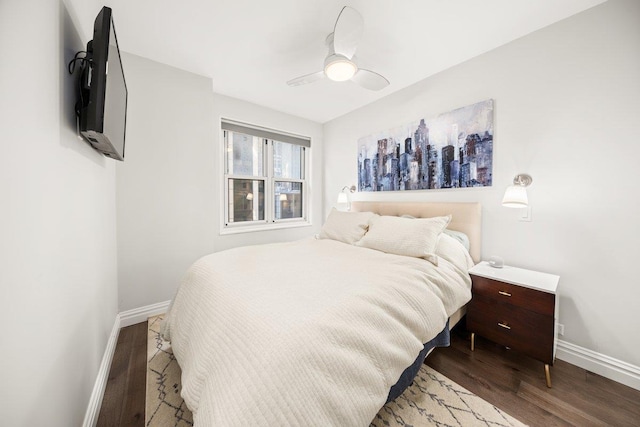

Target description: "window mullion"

left=224, top=130, right=230, bottom=175
left=266, top=139, right=274, bottom=223
left=273, top=178, right=303, bottom=184
left=223, top=131, right=230, bottom=225
left=226, top=173, right=264, bottom=180
left=304, top=146, right=309, bottom=220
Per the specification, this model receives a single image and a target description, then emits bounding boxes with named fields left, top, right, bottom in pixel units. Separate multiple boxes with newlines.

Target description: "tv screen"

left=80, top=7, right=128, bottom=161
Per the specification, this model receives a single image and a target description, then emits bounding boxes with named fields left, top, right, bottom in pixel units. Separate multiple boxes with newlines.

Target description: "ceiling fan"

left=287, top=6, right=390, bottom=91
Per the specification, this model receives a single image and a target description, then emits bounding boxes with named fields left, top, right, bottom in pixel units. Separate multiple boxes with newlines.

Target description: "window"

left=222, top=121, right=310, bottom=232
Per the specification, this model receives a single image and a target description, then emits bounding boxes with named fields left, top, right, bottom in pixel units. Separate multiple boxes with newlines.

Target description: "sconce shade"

left=246, top=193, right=253, bottom=201
left=502, top=185, right=528, bottom=208
left=337, top=192, right=349, bottom=204
left=279, top=194, right=287, bottom=202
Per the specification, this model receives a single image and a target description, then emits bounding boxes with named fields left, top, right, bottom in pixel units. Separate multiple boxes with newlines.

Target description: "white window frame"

left=221, top=120, right=311, bottom=235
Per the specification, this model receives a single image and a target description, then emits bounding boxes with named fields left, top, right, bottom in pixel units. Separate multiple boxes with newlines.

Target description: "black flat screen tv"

left=79, top=6, right=128, bottom=161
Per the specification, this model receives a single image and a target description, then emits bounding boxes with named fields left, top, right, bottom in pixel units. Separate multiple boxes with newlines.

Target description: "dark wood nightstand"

left=467, top=261, right=559, bottom=387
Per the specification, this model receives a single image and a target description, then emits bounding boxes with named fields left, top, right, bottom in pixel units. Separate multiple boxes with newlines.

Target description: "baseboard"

left=557, top=339, right=640, bottom=391
left=82, top=300, right=172, bottom=426
left=119, top=300, right=171, bottom=328
left=81, top=313, right=121, bottom=427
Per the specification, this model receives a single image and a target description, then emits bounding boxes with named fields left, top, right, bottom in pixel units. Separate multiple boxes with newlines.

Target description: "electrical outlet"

left=557, top=323, right=565, bottom=336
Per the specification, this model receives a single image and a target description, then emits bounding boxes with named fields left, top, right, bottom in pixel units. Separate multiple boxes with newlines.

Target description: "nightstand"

left=467, top=261, right=560, bottom=387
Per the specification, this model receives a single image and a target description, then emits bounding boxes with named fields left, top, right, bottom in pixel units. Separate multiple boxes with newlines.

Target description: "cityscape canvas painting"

left=358, top=99, right=494, bottom=192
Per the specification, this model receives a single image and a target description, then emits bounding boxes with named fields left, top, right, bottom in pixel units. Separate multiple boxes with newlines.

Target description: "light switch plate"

left=519, top=206, right=532, bottom=222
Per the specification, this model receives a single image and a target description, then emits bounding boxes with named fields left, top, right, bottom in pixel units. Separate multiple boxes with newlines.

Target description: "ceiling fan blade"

left=287, top=71, right=325, bottom=87
left=332, top=6, right=363, bottom=59
left=351, top=69, right=389, bottom=91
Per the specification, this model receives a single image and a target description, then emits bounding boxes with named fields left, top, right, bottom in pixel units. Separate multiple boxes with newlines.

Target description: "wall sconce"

left=502, top=174, right=532, bottom=208
left=246, top=192, right=254, bottom=201
left=337, top=185, right=356, bottom=210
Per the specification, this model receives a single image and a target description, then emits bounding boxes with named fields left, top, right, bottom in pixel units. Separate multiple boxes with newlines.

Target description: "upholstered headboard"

left=350, top=202, right=482, bottom=263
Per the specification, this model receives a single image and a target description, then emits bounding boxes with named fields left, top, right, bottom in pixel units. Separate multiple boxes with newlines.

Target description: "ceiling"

left=68, top=0, right=605, bottom=123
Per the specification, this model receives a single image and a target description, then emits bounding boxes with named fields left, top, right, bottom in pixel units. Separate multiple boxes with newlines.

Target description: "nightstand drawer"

left=470, top=274, right=555, bottom=316
left=467, top=296, right=554, bottom=363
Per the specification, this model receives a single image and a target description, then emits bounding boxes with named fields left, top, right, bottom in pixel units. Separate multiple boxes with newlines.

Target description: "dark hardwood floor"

left=97, top=322, right=147, bottom=427
left=98, top=320, right=640, bottom=426
left=427, top=327, right=640, bottom=427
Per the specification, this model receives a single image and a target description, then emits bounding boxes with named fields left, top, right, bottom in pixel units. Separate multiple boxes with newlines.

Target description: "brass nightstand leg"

left=471, top=332, right=475, bottom=351
left=545, top=364, right=552, bottom=388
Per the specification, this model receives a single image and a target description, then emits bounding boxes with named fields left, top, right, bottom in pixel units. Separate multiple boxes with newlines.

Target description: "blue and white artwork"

left=358, top=99, right=493, bottom=191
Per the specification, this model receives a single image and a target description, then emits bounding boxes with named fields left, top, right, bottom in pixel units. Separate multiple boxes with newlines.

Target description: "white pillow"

left=435, top=232, right=475, bottom=272
left=356, top=214, right=451, bottom=264
left=403, top=214, right=471, bottom=252
left=319, top=208, right=378, bottom=245
left=443, top=229, right=470, bottom=252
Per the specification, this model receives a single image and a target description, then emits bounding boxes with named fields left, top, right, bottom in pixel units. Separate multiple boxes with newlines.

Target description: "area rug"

left=146, top=315, right=526, bottom=427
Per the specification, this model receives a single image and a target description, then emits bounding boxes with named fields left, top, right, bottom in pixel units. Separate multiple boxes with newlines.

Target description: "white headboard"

left=350, top=202, right=482, bottom=263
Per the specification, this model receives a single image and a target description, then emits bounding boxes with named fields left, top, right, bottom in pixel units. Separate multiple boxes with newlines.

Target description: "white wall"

left=116, top=55, right=323, bottom=311
left=323, top=0, right=640, bottom=368
left=0, top=1, right=119, bottom=426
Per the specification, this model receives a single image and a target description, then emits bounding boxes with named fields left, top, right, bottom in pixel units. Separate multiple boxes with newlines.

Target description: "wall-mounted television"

left=79, top=6, right=128, bottom=161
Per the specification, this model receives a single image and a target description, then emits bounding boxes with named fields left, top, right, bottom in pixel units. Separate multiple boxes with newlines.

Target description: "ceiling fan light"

left=324, top=57, right=357, bottom=81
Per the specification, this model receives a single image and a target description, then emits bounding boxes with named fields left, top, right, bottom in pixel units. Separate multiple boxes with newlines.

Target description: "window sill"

left=220, top=220, right=312, bottom=236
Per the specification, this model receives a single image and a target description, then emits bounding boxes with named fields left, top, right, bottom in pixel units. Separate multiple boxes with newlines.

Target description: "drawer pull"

left=497, top=322, right=511, bottom=330
left=498, top=290, right=512, bottom=297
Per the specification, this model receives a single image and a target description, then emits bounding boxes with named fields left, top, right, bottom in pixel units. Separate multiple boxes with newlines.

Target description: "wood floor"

left=428, top=327, right=640, bottom=427
left=97, top=322, right=147, bottom=427
left=98, top=320, right=640, bottom=426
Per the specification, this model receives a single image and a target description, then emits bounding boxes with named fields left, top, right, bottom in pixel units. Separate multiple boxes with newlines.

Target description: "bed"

left=162, top=202, right=481, bottom=426
left=351, top=201, right=482, bottom=328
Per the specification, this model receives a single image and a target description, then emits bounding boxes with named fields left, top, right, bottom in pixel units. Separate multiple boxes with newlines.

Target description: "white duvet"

left=162, top=237, right=472, bottom=426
